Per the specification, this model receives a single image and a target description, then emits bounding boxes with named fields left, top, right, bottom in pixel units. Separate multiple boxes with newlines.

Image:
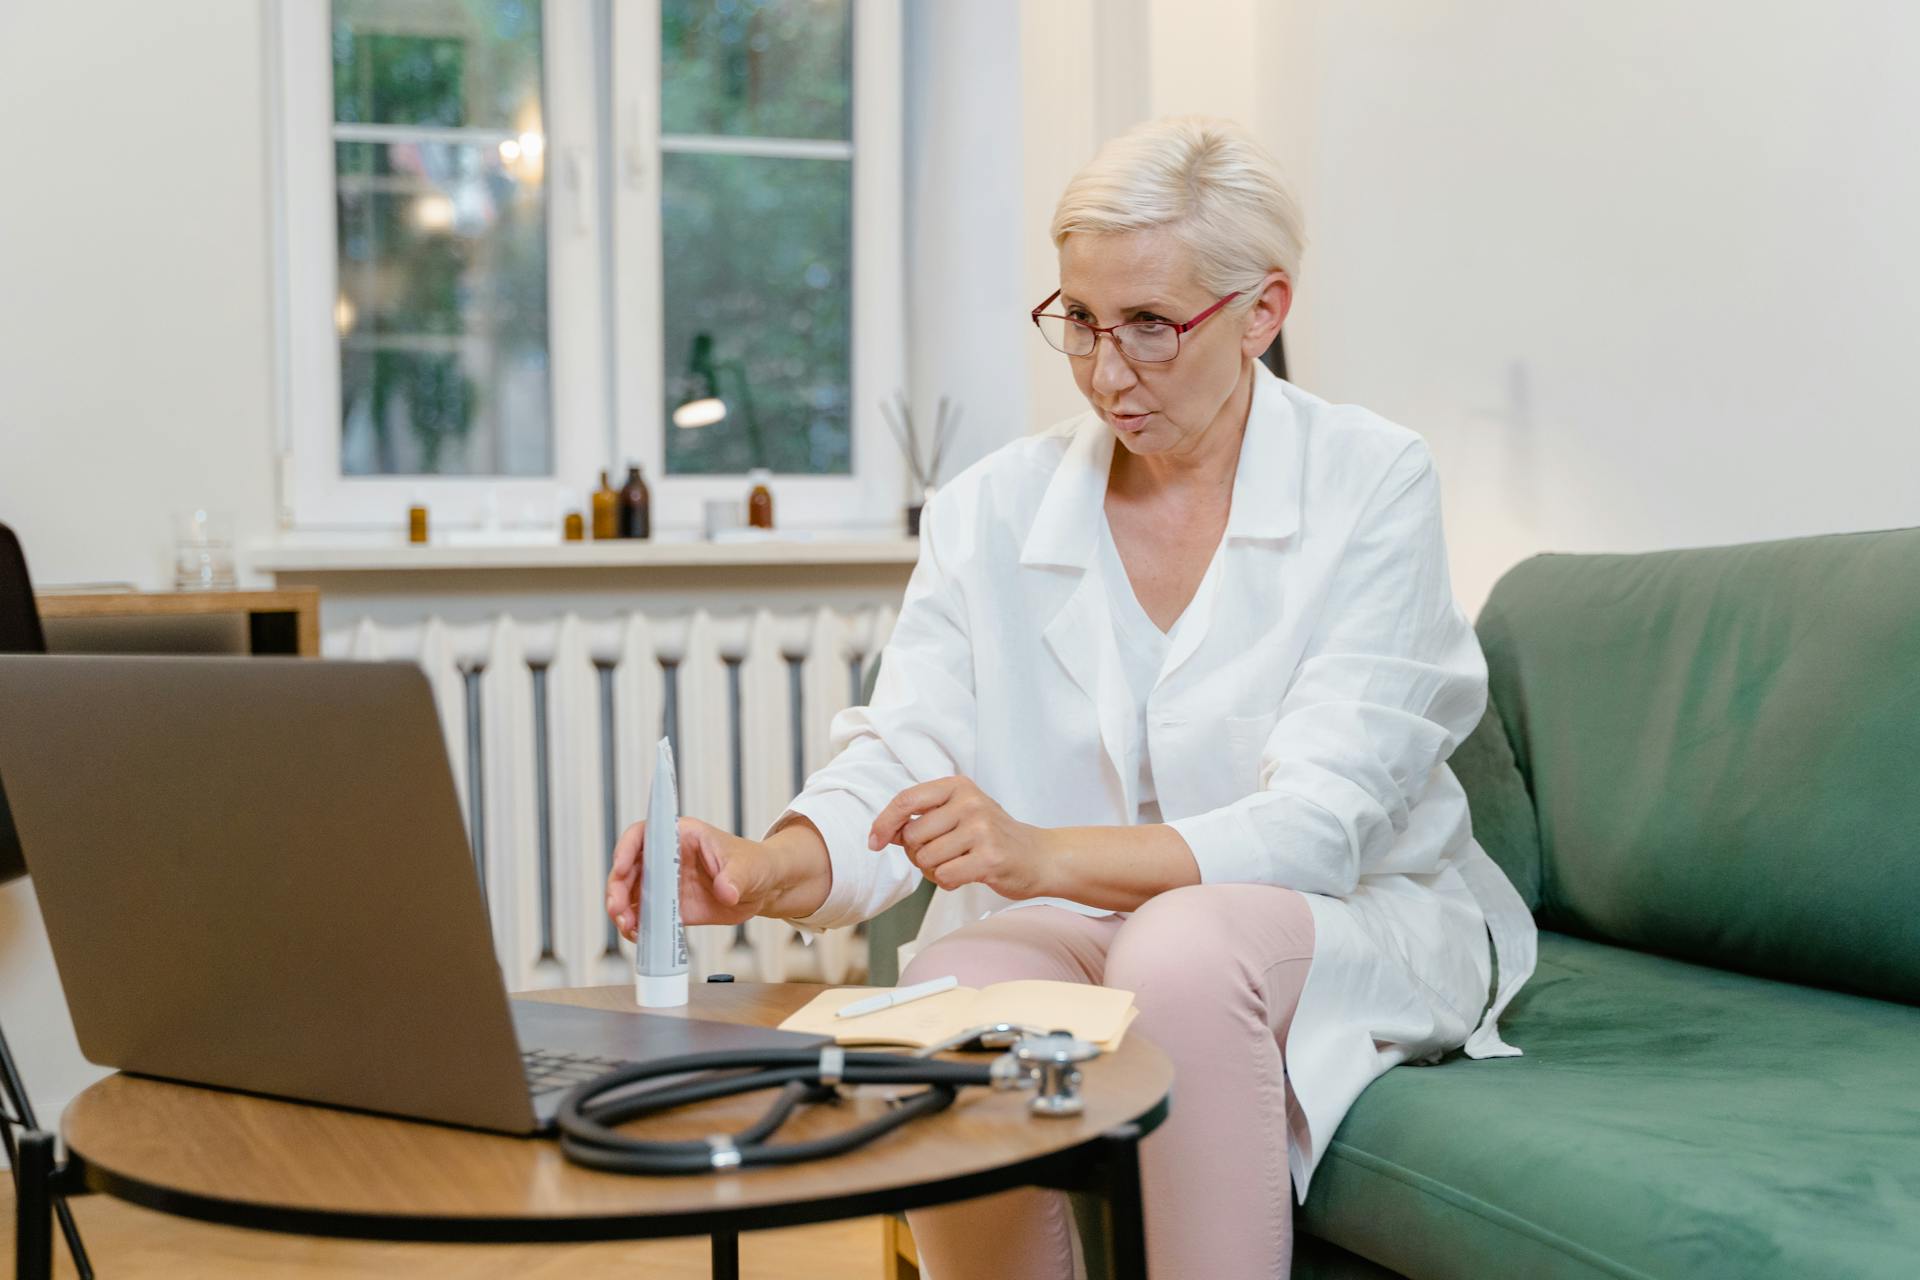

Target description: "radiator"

left=325, top=605, right=898, bottom=993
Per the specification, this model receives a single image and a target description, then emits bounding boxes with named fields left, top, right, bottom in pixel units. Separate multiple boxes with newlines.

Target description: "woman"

left=606, top=115, right=1535, bottom=1278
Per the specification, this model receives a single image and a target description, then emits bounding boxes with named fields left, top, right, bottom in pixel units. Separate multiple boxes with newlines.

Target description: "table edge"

left=69, top=1092, right=1171, bottom=1243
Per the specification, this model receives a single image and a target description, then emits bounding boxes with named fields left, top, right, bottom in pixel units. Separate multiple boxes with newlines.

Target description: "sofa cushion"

left=1299, top=931, right=1920, bottom=1280
left=1475, top=526, right=1920, bottom=1003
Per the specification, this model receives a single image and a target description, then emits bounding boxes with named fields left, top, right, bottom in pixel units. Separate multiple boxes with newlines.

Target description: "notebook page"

left=976, top=980, right=1135, bottom=1043
left=777, top=985, right=986, bottom=1046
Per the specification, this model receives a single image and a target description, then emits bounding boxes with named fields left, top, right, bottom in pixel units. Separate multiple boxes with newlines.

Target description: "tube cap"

left=635, top=971, right=689, bottom=1008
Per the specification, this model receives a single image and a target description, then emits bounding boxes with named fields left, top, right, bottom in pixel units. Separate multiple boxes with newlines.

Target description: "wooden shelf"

left=34, top=589, right=321, bottom=657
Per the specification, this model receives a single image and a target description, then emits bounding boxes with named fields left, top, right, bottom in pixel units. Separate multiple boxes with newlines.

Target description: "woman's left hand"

left=868, top=776, right=1055, bottom=899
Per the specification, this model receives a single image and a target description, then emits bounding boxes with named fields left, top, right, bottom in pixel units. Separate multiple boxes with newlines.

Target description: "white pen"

left=834, top=974, right=960, bottom=1019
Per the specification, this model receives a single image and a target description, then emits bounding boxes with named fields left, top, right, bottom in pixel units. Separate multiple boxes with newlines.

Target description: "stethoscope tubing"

left=555, top=1046, right=1001, bottom=1175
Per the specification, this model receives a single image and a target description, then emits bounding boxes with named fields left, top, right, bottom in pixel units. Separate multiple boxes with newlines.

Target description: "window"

left=275, top=0, right=903, bottom=532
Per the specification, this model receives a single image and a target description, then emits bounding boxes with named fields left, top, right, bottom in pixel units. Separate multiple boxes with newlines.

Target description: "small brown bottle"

left=407, top=490, right=429, bottom=544
left=591, top=469, right=620, bottom=540
left=619, top=464, right=652, bottom=538
left=746, top=467, right=774, bottom=529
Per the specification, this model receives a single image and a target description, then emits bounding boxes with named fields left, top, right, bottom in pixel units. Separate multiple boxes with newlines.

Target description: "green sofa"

left=866, top=526, right=1920, bottom=1278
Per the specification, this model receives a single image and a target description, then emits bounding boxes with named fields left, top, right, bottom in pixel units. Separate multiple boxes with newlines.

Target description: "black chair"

left=0, top=522, right=93, bottom=1278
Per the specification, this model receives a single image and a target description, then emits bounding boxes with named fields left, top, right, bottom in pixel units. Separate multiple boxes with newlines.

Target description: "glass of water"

left=172, top=509, right=236, bottom=591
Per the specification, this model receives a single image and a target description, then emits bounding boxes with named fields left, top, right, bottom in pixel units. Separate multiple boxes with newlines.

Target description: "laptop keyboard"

left=521, top=1047, right=633, bottom=1094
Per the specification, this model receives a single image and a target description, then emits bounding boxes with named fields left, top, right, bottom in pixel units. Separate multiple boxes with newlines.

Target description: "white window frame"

left=273, top=0, right=904, bottom=534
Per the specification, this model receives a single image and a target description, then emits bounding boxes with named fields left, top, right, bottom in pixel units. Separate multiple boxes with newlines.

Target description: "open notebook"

left=778, top=979, right=1138, bottom=1051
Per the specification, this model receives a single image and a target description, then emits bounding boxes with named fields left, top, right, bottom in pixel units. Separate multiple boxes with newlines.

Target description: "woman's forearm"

left=761, top=815, right=834, bottom=919
left=1037, top=823, right=1202, bottom=912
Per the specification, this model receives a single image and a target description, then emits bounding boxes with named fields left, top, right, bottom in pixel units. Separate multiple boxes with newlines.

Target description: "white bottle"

left=634, top=737, right=690, bottom=1007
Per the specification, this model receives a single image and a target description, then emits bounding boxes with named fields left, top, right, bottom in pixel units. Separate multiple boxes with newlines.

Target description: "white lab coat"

left=768, top=363, right=1537, bottom=1197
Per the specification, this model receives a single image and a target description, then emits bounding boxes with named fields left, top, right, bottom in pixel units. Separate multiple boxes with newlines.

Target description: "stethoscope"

left=555, top=1024, right=1104, bottom=1175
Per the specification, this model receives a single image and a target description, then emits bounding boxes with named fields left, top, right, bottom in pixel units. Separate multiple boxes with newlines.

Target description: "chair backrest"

left=0, top=523, right=46, bottom=656
left=1469, top=525, right=1920, bottom=1005
left=0, top=522, right=47, bottom=884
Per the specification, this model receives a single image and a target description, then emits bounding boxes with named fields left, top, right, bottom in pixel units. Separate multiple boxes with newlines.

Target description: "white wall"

left=903, top=0, right=1030, bottom=481
left=0, top=3, right=282, bottom=594
left=0, top=0, right=282, bottom=1143
left=1272, top=0, right=1920, bottom=610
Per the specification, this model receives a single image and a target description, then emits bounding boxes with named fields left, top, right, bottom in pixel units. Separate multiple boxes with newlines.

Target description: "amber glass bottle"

left=591, top=469, right=619, bottom=540
left=746, top=467, right=774, bottom=529
left=619, top=464, right=652, bottom=538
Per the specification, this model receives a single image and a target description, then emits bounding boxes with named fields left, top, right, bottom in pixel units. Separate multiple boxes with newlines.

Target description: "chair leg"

left=14, top=1129, right=55, bottom=1280
left=1, top=1021, right=93, bottom=1279
left=881, top=1212, right=921, bottom=1280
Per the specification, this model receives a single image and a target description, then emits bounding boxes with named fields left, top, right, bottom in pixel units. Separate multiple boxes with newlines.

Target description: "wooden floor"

left=2, top=1182, right=891, bottom=1279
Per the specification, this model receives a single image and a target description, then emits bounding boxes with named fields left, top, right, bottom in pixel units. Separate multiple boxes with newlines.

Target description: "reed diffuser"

left=881, top=390, right=959, bottom=536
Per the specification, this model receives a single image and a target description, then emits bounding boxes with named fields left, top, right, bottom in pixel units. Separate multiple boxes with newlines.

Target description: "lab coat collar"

left=1021, top=362, right=1304, bottom=817
left=1018, top=361, right=1304, bottom=570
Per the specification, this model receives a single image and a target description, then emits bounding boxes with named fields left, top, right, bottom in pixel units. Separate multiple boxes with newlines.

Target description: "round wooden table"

left=24, top=981, right=1173, bottom=1280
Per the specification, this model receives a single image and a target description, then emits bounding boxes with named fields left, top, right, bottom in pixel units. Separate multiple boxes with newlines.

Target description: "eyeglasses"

left=1029, top=289, right=1241, bottom=363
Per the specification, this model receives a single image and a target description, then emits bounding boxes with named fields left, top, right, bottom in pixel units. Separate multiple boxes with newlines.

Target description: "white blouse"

left=1100, top=507, right=1221, bottom=830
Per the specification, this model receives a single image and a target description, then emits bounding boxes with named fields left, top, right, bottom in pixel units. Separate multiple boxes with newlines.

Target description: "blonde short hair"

left=1050, top=115, right=1306, bottom=309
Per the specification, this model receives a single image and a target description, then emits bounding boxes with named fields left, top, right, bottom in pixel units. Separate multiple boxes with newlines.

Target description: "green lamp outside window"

left=671, top=332, right=767, bottom=471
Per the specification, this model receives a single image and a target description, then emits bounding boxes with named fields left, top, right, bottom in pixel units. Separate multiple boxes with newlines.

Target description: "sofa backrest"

left=1470, top=526, right=1920, bottom=1004
left=1448, top=682, right=1543, bottom=913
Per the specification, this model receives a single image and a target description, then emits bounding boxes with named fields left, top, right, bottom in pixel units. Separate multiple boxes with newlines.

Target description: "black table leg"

left=15, top=1128, right=55, bottom=1280
left=1097, top=1122, right=1150, bottom=1280
left=711, top=1228, right=740, bottom=1280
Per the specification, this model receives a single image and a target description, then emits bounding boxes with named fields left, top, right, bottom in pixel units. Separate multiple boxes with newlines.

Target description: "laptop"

left=0, top=654, right=828, bottom=1134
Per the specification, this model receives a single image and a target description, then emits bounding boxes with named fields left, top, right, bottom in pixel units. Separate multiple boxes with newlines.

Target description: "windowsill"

left=247, top=530, right=922, bottom=573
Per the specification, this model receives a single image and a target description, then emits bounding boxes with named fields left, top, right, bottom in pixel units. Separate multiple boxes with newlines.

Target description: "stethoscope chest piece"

left=1010, top=1030, right=1103, bottom=1117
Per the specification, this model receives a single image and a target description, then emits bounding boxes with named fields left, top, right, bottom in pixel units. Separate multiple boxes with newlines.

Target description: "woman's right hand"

left=604, top=814, right=781, bottom=941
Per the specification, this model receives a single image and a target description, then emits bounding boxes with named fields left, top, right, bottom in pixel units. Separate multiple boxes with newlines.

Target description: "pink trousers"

left=899, top=884, right=1317, bottom=1280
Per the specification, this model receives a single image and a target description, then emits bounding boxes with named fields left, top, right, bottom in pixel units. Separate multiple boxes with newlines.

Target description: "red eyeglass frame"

left=1029, top=289, right=1242, bottom=361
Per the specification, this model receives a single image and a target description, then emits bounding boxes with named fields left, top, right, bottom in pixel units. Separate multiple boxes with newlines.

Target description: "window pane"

left=335, top=140, right=551, bottom=476
left=660, top=0, right=851, bottom=141
left=332, top=0, right=544, bottom=130
left=662, top=152, right=851, bottom=475
left=330, top=0, right=551, bottom=480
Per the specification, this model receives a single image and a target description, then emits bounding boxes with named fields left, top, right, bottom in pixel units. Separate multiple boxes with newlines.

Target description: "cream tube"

left=635, top=736, right=689, bottom=1007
